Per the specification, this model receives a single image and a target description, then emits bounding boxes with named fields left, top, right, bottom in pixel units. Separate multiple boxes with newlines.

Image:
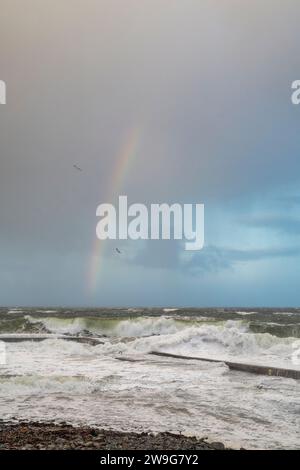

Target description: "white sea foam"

left=36, top=310, right=58, bottom=314
left=235, top=311, right=257, bottom=315
left=273, top=312, right=299, bottom=316
left=0, top=374, right=100, bottom=396
left=0, top=335, right=299, bottom=449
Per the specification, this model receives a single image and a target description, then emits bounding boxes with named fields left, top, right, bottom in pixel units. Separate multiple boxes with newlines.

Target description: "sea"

left=0, top=307, right=299, bottom=449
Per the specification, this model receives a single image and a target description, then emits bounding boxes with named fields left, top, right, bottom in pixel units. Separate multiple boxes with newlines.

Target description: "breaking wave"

left=0, top=313, right=299, bottom=369
left=235, top=311, right=257, bottom=316
left=23, top=315, right=187, bottom=338
left=44, top=320, right=296, bottom=370
left=0, top=374, right=108, bottom=397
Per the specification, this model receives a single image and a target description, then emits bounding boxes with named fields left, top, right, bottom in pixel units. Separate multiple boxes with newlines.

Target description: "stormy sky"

left=1, top=0, right=300, bottom=306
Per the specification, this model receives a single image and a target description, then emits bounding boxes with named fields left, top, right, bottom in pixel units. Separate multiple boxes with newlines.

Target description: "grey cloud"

left=127, top=241, right=300, bottom=274
left=187, top=245, right=300, bottom=274
left=278, top=195, right=300, bottom=209
left=129, top=239, right=182, bottom=270
left=240, top=215, right=300, bottom=234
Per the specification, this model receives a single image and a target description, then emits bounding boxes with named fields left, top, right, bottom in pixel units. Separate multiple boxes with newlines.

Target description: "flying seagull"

left=116, top=248, right=121, bottom=254
left=73, top=164, right=83, bottom=172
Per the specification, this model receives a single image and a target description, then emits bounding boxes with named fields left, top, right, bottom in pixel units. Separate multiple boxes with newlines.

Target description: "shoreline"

left=0, top=421, right=228, bottom=450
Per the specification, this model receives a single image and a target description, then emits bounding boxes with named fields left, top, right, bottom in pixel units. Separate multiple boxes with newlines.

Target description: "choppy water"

left=0, top=307, right=300, bottom=449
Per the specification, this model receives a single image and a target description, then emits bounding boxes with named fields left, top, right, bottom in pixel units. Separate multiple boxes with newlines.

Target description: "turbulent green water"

left=1, top=307, right=300, bottom=338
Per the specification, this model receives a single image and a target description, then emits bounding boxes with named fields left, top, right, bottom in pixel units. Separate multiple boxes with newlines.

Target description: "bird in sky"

left=73, top=164, right=83, bottom=172
left=116, top=248, right=121, bottom=254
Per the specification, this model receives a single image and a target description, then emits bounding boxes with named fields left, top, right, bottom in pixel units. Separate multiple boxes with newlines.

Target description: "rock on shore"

left=0, top=422, right=227, bottom=450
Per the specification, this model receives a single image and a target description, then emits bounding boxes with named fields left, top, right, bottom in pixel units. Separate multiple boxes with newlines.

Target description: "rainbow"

left=87, top=127, right=140, bottom=293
